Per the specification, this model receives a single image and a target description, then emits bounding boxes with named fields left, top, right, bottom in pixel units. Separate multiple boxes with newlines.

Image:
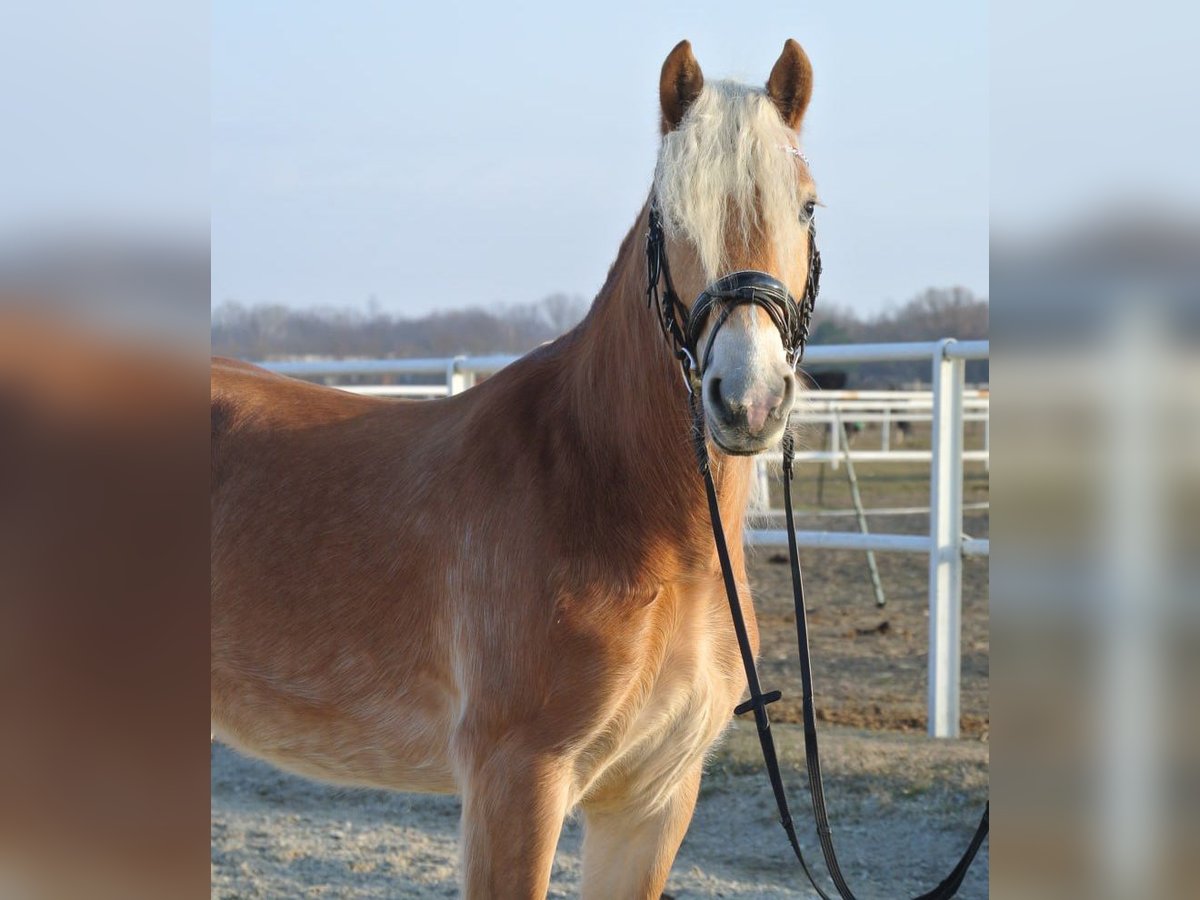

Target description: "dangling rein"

left=646, top=200, right=989, bottom=900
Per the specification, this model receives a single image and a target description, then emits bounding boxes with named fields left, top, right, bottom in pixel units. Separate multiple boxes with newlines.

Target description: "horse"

left=211, top=38, right=819, bottom=899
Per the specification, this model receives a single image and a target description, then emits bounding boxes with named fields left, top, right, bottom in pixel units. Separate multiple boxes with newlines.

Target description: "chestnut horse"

left=212, top=39, right=818, bottom=899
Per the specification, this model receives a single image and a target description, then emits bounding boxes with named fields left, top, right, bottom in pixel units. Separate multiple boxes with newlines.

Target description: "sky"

left=211, top=2, right=988, bottom=318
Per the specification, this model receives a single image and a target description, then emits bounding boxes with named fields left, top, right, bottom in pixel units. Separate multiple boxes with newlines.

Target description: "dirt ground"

left=750, top=452, right=990, bottom=738
left=212, top=431, right=989, bottom=898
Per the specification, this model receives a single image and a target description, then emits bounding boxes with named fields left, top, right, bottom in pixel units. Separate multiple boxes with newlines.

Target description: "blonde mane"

left=653, top=80, right=806, bottom=279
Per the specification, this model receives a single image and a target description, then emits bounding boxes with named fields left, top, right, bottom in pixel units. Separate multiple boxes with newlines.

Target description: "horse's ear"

left=659, top=40, right=704, bottom=134
left=766, top=39, right=813, bottom=130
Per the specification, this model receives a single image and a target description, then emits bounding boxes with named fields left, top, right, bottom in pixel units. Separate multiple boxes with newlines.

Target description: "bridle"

left=645, top=201, right=820, bottom=395
left=645, top=196, right=989, bottom=899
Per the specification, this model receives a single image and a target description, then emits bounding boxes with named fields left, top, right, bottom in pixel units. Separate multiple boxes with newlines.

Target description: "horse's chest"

left=576, top=591, right=747, bottom=805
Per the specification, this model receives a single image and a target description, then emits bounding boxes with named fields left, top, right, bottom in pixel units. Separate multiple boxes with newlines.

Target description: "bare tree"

left=211, top=287, right=987, bottom=386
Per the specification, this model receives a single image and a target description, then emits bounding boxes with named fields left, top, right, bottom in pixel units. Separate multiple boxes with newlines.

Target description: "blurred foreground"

left=3, top=0, right=1199, bottom=895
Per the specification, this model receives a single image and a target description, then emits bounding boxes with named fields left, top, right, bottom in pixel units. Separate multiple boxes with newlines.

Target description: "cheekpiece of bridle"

left=645, top=201, right=821, bottom=396
left=644, top=194, right=988, bottom=900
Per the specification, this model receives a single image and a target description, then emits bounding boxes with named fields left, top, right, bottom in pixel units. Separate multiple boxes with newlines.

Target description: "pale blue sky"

left=212, top=2, right=987, bottom=317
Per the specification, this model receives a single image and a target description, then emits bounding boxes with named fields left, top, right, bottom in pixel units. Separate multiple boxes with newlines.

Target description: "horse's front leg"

left=455, top=734, right=573, bottom=900
left=579, top=760, right=703, bottom=900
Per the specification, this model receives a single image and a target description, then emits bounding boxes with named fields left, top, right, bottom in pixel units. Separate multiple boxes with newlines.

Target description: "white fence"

left=784, top=389, right=989, bottom=465
left=262, top=339, right=989, bottom=738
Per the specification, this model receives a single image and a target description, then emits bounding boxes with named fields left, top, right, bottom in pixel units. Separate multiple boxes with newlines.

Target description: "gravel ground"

left=212, top=446, right=989, bottom=897
left=212, top=723, right=988, bottom=899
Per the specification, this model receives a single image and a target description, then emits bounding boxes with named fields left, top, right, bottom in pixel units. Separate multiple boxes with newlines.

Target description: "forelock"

left=653, top=80, right=805, bottom=279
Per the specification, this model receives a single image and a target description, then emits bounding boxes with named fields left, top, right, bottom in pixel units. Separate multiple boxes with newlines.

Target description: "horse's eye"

left=801, top=200, right=817, bottom=221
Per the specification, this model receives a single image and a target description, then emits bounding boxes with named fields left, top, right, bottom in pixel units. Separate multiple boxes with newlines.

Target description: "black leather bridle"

left=645, top=201, right=819, bottom=395
left=646, top=198, right=989, bottom=899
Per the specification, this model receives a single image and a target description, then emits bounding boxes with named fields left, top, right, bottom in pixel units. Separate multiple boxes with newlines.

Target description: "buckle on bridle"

left=678, top=346, right=700, bottom=395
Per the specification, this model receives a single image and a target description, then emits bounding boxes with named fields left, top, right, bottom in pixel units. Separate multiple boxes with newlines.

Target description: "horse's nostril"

left=707, top=374, right=794, bottom=433
left=711, top=378, right=749, bottom=418
left=777, top=375, right=795, bottom=414
left=707, top=377, right=724, bottom=411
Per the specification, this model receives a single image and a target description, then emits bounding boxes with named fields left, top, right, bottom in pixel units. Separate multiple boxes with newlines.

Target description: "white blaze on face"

left=699, top=303, right=797, bottom=451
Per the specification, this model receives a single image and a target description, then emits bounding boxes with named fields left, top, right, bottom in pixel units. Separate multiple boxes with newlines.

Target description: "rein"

left=648, top=201, right=990, bottom=898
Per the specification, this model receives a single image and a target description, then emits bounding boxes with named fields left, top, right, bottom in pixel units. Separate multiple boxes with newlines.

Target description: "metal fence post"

left=447, top=356, right=474, bottom=395
left=828, top=409, right=841, bottom=471
left=928, top=339, right=965, bottom=738
left=750, top=458, right=772, bottom=514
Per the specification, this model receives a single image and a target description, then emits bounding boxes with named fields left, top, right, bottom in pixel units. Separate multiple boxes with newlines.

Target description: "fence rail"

left=260, top=339, right=989, bottom=738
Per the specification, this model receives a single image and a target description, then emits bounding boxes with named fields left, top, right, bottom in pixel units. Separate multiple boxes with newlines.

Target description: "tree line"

left=211, top=294, right=590, bottom=362
left=805, top=286, right=989, bottom=385
left=211, top=286, right=987, bottom=386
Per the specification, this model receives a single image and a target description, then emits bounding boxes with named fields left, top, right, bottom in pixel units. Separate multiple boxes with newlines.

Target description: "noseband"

left=645, top=201, right=821, bottom=393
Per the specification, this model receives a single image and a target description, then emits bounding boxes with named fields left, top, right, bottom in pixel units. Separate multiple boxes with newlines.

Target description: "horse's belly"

left=211, top=667, right=459, bottom=794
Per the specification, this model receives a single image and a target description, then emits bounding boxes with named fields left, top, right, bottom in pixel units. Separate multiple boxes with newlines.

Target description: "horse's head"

left=652, top=39, right=818, bottom=456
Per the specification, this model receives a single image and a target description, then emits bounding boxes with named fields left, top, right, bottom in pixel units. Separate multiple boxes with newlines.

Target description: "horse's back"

left=209, top=355, right=432, bottom=617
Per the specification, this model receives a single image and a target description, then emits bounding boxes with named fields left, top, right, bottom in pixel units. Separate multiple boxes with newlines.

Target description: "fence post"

left=750, top=459, right=772, bottom=514
left=828, top=408, right=840, bottom=471
left=447, top=356, right=475, bottom=395
left=928, top=339, right=965, bottom=738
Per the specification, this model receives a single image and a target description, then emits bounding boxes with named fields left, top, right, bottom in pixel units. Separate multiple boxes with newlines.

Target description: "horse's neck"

left=563, top=207, right=753, bottom=556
